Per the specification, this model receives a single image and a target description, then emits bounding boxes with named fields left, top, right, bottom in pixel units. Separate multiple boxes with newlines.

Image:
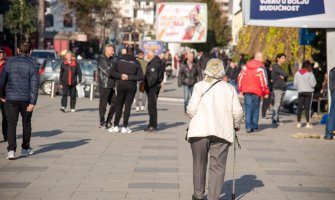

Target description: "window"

left=63, top=13, right=73, bottom=27
left=45, top=14, right=54, bottom=28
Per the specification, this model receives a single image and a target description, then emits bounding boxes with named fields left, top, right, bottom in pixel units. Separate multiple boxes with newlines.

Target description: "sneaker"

left=99, top=123, right=106, bottom=130
left=108, top=126, right=119, bottom=133
left=60, top=106, right=66, bottom=112
left=140, top=106, right=145, bottom=111
left=7, top=151, right=15, bottom=160
left=121, top=127, right=132, bottom=134
left=306, top=123, right=313, bottom=129
left=21, top=148, right=34, bottom=157
left=71, top=109, right=76, bottom=113
left=136, top=107, right=140, bottom=112
left=297, top=123, right=302, bottom=128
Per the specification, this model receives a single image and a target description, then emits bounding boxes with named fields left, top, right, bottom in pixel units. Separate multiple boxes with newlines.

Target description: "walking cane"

left=232, top=130, right=241, bottom=200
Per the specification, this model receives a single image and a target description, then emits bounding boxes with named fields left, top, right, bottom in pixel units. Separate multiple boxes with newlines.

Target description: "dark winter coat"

left=178, top=62, right=201, bottom=87
left=271, top=63, right=288, bottom=91
left=0, top=55, right=39, bottom=105
left=98, top=55, right=115, bottom=89
left=144, top=56, right=164, bottom=90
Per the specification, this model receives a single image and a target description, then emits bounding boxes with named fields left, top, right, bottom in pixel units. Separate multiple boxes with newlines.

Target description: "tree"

left=38, top=0, right=45, bottom=49
left=4, top=0, right=37, bottom=52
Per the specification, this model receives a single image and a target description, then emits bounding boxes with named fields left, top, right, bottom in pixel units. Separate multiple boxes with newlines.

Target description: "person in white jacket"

left=186, top=58, right=244, bottom=200
left=294, top=60, right=316, bottom=129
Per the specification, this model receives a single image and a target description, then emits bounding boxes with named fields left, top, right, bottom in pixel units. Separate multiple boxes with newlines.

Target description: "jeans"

left=147, top=85, right=160, bottom=128
left=99, top=88, right=116, bottom=126
left=4, top=101, right=33, bottom=152
left=244, top=93, right=261, bottom=130
left=272, top=90, right=285, bottom=123
left=325, top=91, right=335, bottom=139
left=183, top=85, right=194, bottom=113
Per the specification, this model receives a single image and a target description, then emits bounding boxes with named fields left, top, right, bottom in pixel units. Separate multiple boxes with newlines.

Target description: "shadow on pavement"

left=17, top=130, right=63, bottom=139
left=157, top=122, right=186, bottom=131
left=34, top=139, right=91, bottom=155
left=75, top=108, right=99, bottom=112
left=221, top=175, right=264, bottom=200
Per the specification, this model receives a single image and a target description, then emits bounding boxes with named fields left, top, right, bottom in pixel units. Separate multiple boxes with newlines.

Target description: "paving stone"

left=0, top=166, right=48, bottom=172
left=134, top=167, right=178, bottom=173
left=255, top=157, right=297, bottom=163
left=265, top=170, right=313, bottom=176
left=0, top=182, right=30, bottom=189
left=278, top=186, right=335, bottom=193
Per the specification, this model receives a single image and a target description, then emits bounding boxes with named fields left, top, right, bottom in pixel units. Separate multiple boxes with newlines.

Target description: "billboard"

left=243, top=0, right=335, bottom=28
left=140, top=40, right=164, bottom=57
left=156, top=2, right=207, bottom=43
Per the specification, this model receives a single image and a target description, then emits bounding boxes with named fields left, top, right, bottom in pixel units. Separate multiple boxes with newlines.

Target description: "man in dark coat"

left=0, top=41, right=39, bottom=160
left=98, top=44, right=116, bottom=129
left=59, top=51, right=82, bottom=113
left=144, top=51, right=165, bottom=132
left=325, top=67, right=335, bottom=140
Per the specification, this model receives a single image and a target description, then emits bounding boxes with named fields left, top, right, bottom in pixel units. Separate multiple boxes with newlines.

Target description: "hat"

left=204, top=58, right=225, bottom=79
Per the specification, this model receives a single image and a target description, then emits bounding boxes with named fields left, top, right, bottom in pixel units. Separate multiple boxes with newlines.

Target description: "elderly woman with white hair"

left=186, top=58, right=244, bottom=200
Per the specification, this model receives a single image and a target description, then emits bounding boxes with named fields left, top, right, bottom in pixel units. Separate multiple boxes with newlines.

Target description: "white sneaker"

left=121, top=127, right=132, bottom=134
left=71, top=109, right=76, bottom=113
left=60, top=106, right=66, bottom=112
left=7, top=151, right=15, bottom=160
left=136, top=107, right=140, bottom=112
left=297, top=123, right=301, bottom=128
left=21, top=148, right=34, bottom=157
left=108, top=126, right=119, bottom=133
left=306, top=123, right=313, bottom=129
left=140, top=106, right=145, bottom=111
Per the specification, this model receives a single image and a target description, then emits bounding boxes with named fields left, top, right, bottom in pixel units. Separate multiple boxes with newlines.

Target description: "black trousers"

left=114, top=81, right=137, bottom=127
left=261, top=91, right=273, bottom=118
left=4, top=101, right=33, bottom=151
left=99, top=88, right=117, bottom=126
left=147, top=85, right=160, bottom=128
left=1, top=102, right=8, bottom=141
left=61, top=85, right=77, bottom=109
left=297, top=92, right=313, bottom=122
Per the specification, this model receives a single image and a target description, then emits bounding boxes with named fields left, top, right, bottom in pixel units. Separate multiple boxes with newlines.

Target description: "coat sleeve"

left=0, top=63, right=8, bottom=98
left=111, top=61, right=122, bottom=80
left=128, top=64, right=144, bottom=81
left=77, top=63, right=82, bottom=83
left=274, top=65, right=288, bottom=78
left=30, top=64, right=39, bottom=105
left=59, top=63, right=65, bottom=85
left=146, top=61, right=159, bottom=88
left=231, top=87, right=244, bottom=129
left=259, top=68, right=270, bottom=96
left=309, top=73, right=317, bottom=88
left=98, top=57, right=110, bottom=78
left=186, top=84, right=201, bottom=118
left=237, top=66, right=246, bottom=93
left=178, top=66, right=183, bottom=87
left=293, top=73, right=298, bottom=88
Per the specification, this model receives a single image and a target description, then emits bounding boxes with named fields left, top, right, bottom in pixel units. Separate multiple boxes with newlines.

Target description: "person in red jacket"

left=238, top=52, right=269, bottom=133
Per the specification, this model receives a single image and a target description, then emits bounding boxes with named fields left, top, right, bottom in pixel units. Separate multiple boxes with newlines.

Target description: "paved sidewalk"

left=0, top=79, right=334, bottom=200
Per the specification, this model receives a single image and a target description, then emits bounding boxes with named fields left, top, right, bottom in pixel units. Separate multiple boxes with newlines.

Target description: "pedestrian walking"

left=186, top=58, right=243, bottom=200
left=109, top=46, right=143, bottom=134
left=135, top=50, right=148, bottom=112
left=324, top=67, right=335, bottom=140
left=261, top=59, right=273, bottom=119
left=271, top=53, right=288, bottom=127
left=294, top=60, right=316, bottom=129
left=59, top=51, right=82, bottom=113
left=226, top=59, right=241, bottom=91
left=0, top=48, right=8, bottom=142
left=0, top=41, right=39, bottom=160
left=143, top=51, right=165, bottom=132
left=238, top=52, right=270, bottom=133
left=98, top=44, right=117, bottom=129
left=178, top=52, right=201, bottom=114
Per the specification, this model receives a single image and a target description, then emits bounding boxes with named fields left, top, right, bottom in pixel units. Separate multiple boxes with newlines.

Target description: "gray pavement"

left=0, top=78, right=334, bottom=200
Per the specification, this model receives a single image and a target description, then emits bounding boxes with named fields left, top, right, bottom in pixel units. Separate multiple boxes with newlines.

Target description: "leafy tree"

left=4, top=0, right=37, bottom=51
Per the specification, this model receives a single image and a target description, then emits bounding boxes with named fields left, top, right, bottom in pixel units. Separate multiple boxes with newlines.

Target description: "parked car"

left=31, top=49, right=58, bottom=65
left=39, top=59, right=99, bottom=97
left=282, top=82, right=298, bottom=114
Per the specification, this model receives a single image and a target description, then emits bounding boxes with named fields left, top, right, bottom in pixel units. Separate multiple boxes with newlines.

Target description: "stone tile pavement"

left=0, top=79, right=334, bottom=200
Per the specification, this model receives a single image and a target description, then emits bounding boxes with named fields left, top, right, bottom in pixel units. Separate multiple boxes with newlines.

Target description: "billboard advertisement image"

left=243, top=0, right=335, bottom=28
left=156, top=2, right=207, bottom=43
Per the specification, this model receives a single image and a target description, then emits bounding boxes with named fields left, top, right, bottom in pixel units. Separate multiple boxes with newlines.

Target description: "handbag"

left=139, top=81, right=145, bottom=93
left=185, top=80, right=221, bottom=141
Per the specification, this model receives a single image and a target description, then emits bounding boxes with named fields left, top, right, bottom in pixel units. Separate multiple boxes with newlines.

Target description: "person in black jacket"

left=59, top=51, right=82, bottom=113
left=0, top=41, right=39, bottom=160
left=325, top=67, right=335, bottom=140
left=271, top=53, right=288, bottom=127
left=0, top=48, right=7, bottom=142
left=261, top=59, right=273, bottom=119
left=108, top=46, right=143, bottom=134
left=98, top=44, right=116, bottom=129
left=144, top=51, right=165, bottom=132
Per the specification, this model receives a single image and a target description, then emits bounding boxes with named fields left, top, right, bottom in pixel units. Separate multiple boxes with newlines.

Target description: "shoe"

left=192, top=195, right=204, bottom=200
left=306, top=123, right=313, bottom=129
left=121, top=127, right=132, bottom=134
left=261, top=117, right=268, bottom=121
left=99, top=123, right=106, bottom=130
left=140, top=106, right=145, bottom=111
left=297, top=123, right=301, bottom=128
left=105, top=122, right=112, bottom=129
left=246, top=129, right=253, bottom=133
left=278, top=121, right=284, bottom=126
left=144, top=127, right=157, bottom=132
left=71, top=109, right=76, bottom=113
left=60, top=107, right=66, bottom=112
left=7, top=151, right=15, bottom=160
left=324, top=136, right=334, bottom=140
left=21, top=148, right=34, bottom=157
left=272, top=121, right=278, bottom=128
left=136, top=107, right=140, bottom=112
left=108, top=126, right=119, bottom=133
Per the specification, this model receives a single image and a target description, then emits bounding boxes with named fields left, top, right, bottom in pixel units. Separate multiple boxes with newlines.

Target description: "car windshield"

left=32, top=51, right=56, bottom=59
left=44, top=59, right=62, bottom=71
left=79, top=60, right=97, bottom=75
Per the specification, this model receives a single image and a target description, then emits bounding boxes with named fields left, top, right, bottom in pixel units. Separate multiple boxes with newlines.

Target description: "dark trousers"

left=147, top=85, right=160, bottom=128
left=297, top=92, right=313, bottom=122
left=61, top=85, right=77, bottom=109
left=114, top=82, right=137, bottom=127
left=1, top=102, right=8, bottom=141
left=4, top=101, right=33, bottom=152
left=99, top=88, right=117, bottom=126
left=261, top=91, right=273, bottom=117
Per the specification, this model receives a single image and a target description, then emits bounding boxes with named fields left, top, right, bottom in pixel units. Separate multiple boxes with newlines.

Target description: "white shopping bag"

left=76, top=84, right=85, bottom=98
